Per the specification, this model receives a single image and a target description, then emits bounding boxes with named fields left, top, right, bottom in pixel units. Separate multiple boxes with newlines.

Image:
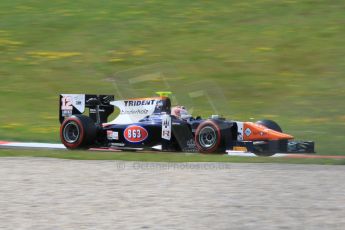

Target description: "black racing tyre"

left=60, top=115, right=97, bottom=149
left=256, top=119, right=282, bottom=133
left=195, top=120, right=223, bottom=153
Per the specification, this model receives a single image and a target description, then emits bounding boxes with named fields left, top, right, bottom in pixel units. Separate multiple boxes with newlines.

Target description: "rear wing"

left=59, top=94, right=114, bottom=124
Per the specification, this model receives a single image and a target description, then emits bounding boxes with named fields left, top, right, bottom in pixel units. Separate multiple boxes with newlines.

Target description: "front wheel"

left=60, top=115, right=97, bottom=149
left=194, top=120, right=222, bottom=153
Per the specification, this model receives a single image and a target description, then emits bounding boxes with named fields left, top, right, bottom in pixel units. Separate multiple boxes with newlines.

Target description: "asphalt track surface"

left=0, top=157, right=344, bottom=230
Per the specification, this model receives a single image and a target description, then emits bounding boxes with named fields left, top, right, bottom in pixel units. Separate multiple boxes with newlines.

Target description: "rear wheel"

left=60, top=115, right=97, bottom=149
left=195, top=120, right=222, bottom=153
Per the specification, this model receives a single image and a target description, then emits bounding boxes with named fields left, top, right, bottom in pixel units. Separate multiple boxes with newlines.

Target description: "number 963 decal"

left=124, top=125, right=148, bottom=143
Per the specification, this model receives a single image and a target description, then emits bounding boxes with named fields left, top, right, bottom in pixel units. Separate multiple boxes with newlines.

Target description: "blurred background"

left=0, top=0, right=344, bottom=154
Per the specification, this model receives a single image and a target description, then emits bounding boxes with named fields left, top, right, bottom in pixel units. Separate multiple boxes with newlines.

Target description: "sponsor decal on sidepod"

left=124, top=125, right=148, bottom=143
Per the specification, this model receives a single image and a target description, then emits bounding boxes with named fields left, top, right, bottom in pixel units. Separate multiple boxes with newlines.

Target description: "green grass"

left=1, top=149, right=344, bottom=165
left=0, top=0, right=344, bottom=155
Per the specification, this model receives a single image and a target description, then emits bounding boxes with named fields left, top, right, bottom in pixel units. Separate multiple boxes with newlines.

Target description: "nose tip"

left=269, top=129, right=294, bottom=140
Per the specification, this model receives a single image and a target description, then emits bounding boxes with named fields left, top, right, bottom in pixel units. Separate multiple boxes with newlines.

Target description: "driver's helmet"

left=171, top=106, right=191, bottom=119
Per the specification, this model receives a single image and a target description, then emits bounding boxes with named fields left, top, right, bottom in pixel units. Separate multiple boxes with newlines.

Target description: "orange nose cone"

left=243, top=122, right=294, bottom=141
left=265, top=128, right=294, bottom=140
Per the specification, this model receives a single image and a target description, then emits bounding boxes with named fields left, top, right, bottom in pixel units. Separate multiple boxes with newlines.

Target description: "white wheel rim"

left=198, top=126, right=217, bottom=148
left=63, top=122, right=80, bottom=143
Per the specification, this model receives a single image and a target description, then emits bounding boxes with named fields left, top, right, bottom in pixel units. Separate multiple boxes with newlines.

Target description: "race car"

left=59, top=93, right=315, bottom=156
